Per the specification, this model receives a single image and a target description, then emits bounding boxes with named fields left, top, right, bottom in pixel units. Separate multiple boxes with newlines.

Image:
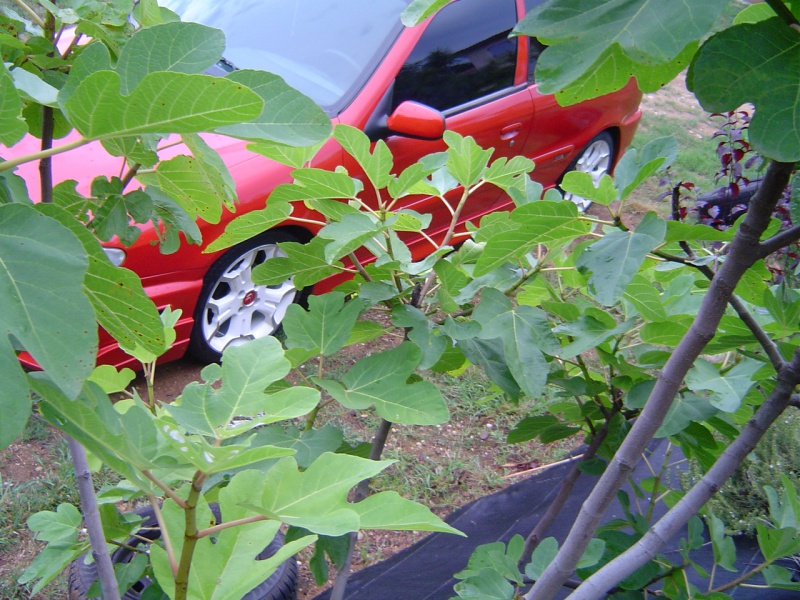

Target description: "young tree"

left=512, top=1, right=800, bottom=596
left=399, top=0, right=800, bottom=597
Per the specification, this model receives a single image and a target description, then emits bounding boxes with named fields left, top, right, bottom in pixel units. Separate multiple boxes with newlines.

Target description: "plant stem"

left=198, top=514, right=267, bottom=538
left=654, top=251, right=785, bottom=370
left=348, top=251, right=374, bottom=282
left=150, top=494, right=178, bottom=577
left=644, top=443, right=673, bottom=522
left=174, top=472, right=205, bottom=600
left=758, top=222, right=800, bottom=257
left=12, top=0, right=45, bottom=28
left=141, top=470, right=188, bottom=508
left=37, top=11, right=57, bottom=204
left=419, top=185, right=472, bottom=301
left=144, top=361, right=158, bottom=413
left=765, top=0, right=800, bottom=31
left=329, top=418, right=394, bottom=600
left=120, top=163, right=141, bottom=189
left=519, top=405, right=618, bottom=566
left=670, top=183, right=695, bottom=257
left=68, top=437, right=121, bottom=600
left=712, top=562, right=771, bottom=594
left=0, top=137, right=91, bottom=173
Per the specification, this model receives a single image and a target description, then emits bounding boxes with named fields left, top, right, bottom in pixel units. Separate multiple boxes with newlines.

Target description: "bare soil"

left=1, top=330, right=568, bottom=599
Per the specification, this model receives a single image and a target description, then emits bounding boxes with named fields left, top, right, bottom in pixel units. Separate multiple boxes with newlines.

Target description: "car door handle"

left=500, top=123, right=522, bottom=141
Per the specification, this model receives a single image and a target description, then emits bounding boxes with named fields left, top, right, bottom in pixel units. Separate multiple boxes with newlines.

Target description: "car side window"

left=527, top=38, right=547, bottom=83
left=523, top=0, right=550, bottom=83
left=392, top=0, right=518, bottom=113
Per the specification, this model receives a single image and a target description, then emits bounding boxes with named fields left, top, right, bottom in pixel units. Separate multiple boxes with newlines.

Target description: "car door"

left=343, top=0, right=533, bottom=252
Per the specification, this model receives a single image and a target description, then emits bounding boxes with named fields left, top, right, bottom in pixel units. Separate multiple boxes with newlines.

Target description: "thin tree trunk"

left=39, top=12, right=55, bottom=204
left=525, top=160, right=796, bottom=599
left=69, top=437, right=121, bottom=600
left=568, top=346, right=800, bottom=599
left=329, top=418, right=394, bottom=600
left=520, top=409, right=617, bottom=566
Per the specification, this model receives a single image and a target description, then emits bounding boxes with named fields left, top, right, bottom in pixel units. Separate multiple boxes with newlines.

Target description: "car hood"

left=7, top=132, right=262, bottom=203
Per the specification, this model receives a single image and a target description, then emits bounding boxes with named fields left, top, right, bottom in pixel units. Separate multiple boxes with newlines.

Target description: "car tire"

left=188, top=230, right=307, bottom=364
left=67, top=505, right=298, bottom=600
left=561, top=131, right=616, bottom=212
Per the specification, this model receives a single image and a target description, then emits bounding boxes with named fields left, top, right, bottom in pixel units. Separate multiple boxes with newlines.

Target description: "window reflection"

left=393, top=0, right=517, bottom=113
left=160, top=0, right=408, bottom=110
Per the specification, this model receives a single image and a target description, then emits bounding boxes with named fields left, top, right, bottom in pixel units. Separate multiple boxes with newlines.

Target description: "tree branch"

left=524, top=160, right=796, bottom=600
left=764, top=0, right=800, bottom=32
left=0, top=137, right=91, bottom=173
left=726, top=293, right=785, bottom=370
left=652, top=253, right=785, bottom=371
left=150, top=494, right=178, bottom=577
left=38, top=12, right=56, bottom=204
left=758, top=223, right=800, bottom=258
left=569, top=345, right=800, bottom=599
left=329, top=418, right=394, bottom=600
left=519, top=406, right=619, bottom=566
left=174, top=472, right=205, bottom=600
left=198, top=514, right=268, bottom=538
left=11, top=0, right=45, bottom=28
left=142, top=470, right=188, bottom=508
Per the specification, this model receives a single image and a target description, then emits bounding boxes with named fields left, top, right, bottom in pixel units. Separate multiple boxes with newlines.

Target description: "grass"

left=631, top=99, right=721, bottom=194
left=371, top=368, right=579, bottom=513
left=307, top=343, right=581, bottom=514
left=0, top=418, right=81, bottom=553
left=0, top=418, right=76, bottom=599
left=0, top=415, right=120, bottom=599
left=624, top=1, right=757, bottom=213
left=687, top=410, right=800, bottom=536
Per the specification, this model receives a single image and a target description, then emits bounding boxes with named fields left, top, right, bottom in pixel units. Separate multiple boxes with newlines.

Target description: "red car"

left=17, top=0, right=642, bottom=368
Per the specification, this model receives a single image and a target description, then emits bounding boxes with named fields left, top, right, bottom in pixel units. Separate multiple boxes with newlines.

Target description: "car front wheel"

left=562, top=131, right=615, bottom=212
left=188, top=231, right=304, bottom=363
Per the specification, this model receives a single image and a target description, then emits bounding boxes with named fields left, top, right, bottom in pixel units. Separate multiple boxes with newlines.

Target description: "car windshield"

left=160, top=0, right=410, bottom=111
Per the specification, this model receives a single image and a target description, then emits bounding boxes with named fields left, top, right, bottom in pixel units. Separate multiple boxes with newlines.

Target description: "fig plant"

left=0, top=1, right=457, bottom=598
left=6, top=0, right=800, bottom=599
left=400, top=0, right=800, bottom=597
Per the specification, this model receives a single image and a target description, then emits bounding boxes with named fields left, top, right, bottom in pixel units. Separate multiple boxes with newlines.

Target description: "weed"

left=687, top=410, right=800, bottom=536
left=0, top=566, right=67, bottom=600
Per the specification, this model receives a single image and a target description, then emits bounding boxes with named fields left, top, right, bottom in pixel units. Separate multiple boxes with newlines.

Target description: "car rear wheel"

left=562, top=131, right=615, bottom=212
left=188, top=231, right=305, bottom=364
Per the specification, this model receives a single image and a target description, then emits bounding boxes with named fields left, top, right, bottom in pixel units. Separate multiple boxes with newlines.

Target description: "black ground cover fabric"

left=314, top=441, right=800, bottom=599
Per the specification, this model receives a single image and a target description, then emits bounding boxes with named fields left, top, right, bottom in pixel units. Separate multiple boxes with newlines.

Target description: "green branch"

left=653, top=250, right=785, bottom=371
left=174, top=472, right=206, bottom=600
left=150, top=494, right=179, bottom=578
left=197, top=514, right=268, bottom=538
left=12, top=0, right=45, bottom=28
left=0, top=137, right=92, bottom=173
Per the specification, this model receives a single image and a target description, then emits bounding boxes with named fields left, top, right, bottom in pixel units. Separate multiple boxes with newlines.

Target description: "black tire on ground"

left=67, top=505, right=298, bottom=600
left=187, top=230, right=309, bottom=364
left=560, top=131, right=616, bottom=213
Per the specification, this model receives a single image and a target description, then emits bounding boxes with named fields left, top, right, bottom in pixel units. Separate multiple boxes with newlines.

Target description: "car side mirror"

left=386, top=101, right=445, bottom=140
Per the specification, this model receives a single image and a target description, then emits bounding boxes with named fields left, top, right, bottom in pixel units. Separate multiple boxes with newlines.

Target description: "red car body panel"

left=16, top=4, right=642, bottom=371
